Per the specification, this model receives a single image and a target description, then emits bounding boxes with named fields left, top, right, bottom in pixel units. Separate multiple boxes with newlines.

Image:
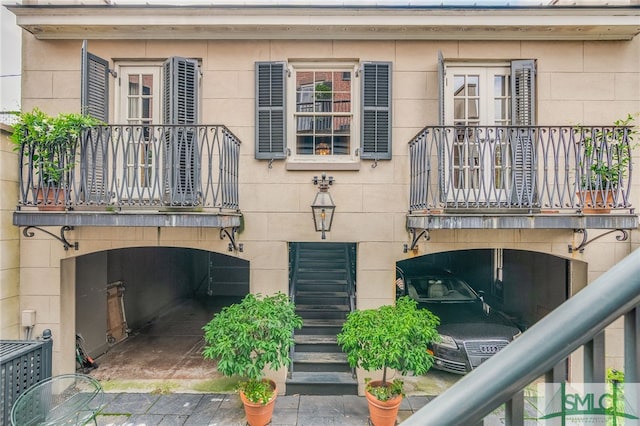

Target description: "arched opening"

left=73, top=247, right=249, bottom=387
left=396, top=249, right=586, bottom=392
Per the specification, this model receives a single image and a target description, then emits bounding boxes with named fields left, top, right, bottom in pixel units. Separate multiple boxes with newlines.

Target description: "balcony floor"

left=407, top=212, right=638, bottom=230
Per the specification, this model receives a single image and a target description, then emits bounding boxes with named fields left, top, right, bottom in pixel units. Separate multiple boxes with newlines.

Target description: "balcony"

left=407, top=125, right=638, bottom=248
left=13, top=124, right=242, bottom=233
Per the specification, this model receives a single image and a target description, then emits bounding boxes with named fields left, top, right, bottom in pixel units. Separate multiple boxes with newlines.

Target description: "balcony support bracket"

left=22, top=225, right=78, bottom=251
left=404, top=227, right=430, bottom=253
left=220, top=227, right=243, bottom=253
left=568, top=228, right=629, bottom=254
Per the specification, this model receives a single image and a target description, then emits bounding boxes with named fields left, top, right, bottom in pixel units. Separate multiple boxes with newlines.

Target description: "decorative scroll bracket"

left=22, top=226, right=78, bottom=251
left=568, top=228, right=629, bottom=253
left=404, top=228, right=430, bottom=253
left=220, top=227, right=243, bottom=253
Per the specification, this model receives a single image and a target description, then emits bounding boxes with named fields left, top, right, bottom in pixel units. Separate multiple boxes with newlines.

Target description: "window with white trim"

left=255, top=61, right=392, bottom=164
left=289, top=64, right=357, bottom=160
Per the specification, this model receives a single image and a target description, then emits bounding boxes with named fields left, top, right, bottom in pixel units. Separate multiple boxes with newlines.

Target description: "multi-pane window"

left=118, top=66, right=161, bottom=193
left=447, top=66, right=512, bottom=194
left=255, top=61, right=391, bottom=163
left=294, top=69, right=353, bottom=156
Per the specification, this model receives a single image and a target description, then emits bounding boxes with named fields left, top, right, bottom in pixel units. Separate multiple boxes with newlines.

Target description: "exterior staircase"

left=286, top=242, right=358, bottom=395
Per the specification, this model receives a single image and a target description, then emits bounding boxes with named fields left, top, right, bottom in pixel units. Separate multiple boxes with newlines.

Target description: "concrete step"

left=295, top=291, right=349, bottom=305
left=292, top=352, right=351, bottom=373
left=296, top=305, right=350, bottom=320
left=300, top=318, right=345, bottom=335
left=286, top=372, right=358, bottom=395
left=294, top=334, right=341, bottom=352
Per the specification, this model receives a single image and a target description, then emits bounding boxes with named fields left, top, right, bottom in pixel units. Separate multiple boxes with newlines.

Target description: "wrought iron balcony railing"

left=409, top=125, right=635, bottom=213
left=15, top=125, right=241, bottom=211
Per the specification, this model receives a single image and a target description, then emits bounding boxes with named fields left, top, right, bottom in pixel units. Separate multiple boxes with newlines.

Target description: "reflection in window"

left=295, top=70, right=352, bottom=156
left=126, top=73, right=155, bottom=189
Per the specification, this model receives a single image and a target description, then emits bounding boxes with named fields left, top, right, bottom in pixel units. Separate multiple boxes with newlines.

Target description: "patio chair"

left=10, top=373, right=104, bottom=426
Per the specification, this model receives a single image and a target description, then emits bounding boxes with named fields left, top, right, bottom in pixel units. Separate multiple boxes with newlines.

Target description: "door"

left=117, top=65, right=162, bottom=200
left=444, top=66, right=512, bottom=203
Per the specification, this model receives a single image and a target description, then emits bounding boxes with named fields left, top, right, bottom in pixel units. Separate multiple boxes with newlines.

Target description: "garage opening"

left=74, top=247, right=249, bottom=386
left=396, top=249, right=585, bottom=391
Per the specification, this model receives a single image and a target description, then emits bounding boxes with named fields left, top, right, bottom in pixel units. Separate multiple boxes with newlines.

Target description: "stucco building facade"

left=3, top=1, right=640, bottom=394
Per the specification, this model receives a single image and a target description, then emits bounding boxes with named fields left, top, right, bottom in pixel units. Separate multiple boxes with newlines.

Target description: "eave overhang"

left=6, top=5, right=640, bottom=41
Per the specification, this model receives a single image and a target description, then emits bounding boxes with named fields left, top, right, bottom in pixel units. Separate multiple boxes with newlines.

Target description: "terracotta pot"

left=36, top=187, right=66, bottom=211
left=365, top=380, right=403, bottom=426
left=239, top=379, right=277, bottom=426
left=579, top=190, right=614, bottom=214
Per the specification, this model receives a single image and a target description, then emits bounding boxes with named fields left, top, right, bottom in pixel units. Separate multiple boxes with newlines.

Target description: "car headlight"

left=436, top=334, right=458, bottom=349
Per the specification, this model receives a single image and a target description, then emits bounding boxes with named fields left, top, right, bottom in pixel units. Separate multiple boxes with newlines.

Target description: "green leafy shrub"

left=202, top=292, right=303, bottom=404
left=337, top=296, right=440, bottom=401
left=11, top=108, right=102, bottom=185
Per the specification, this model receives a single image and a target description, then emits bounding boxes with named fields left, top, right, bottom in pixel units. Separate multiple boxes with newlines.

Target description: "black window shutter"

left=163, top=57, right=200, bottom=205
left=81, top=40, right=109, bottom=122
left=511, top=59, right=536, bottom=126
left=437, top=51, right=445, bottom=126
left=510, top=59, right=537, bottom=207
left=80, top=40, right=110, bottom=203
left=361, top=62, right=392, bottom=160
left=255, top=62, right=287, bottom=160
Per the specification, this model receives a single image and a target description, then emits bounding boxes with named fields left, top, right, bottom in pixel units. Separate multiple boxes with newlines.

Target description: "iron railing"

left=403, top=248, right=640, bottom=425
left=409, top=125, right=635, bottom=213
left=16, top=125, right=241, bottom=211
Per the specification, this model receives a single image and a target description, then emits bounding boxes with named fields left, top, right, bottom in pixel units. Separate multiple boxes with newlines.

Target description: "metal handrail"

left=408, top=125, right=635, bottom=213
left=402, top=248, right=640, bottom=425
left=16, top=124, right=241, bottom=211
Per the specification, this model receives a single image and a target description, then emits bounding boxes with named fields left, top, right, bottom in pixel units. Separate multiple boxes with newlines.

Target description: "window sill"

left=285, top=162, right=361, bottom=171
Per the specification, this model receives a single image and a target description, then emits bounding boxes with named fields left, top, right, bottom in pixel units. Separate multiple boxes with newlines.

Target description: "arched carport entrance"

left=73, top=247, right=249, bottom=386
left=396, top=249, right=586, bottom=391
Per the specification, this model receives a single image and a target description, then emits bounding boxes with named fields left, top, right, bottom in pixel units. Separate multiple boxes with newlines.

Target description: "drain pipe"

left=402, top=248, right=640, bottom=425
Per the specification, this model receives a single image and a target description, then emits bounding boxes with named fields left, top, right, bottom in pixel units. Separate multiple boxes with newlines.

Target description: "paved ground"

left=95, top=393, right=434, bottom=426
left=87, top=299, right=460, bottom=425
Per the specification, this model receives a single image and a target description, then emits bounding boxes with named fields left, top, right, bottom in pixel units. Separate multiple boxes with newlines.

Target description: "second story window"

left=255, top=61, right=391, bottom=167
left=292, top=66, right=354, bottom=159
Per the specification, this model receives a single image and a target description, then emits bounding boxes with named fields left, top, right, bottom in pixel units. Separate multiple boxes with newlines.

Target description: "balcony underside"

left=407, top=212, right=638, bottom=231
left=13, top=210, right=242, bottom=228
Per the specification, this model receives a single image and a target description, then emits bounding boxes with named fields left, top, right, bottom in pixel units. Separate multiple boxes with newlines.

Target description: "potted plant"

left=337, top=296, right=440, bottom=426
left=11, top=108, right=101, bottom=210
left=202, top=292, right=302, bottom=426
left=576, top=114, right=638, bottom=213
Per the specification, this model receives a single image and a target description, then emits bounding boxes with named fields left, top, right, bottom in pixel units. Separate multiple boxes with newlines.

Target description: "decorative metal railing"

left=409, top=125, right=635, bottom=213
left=16, top=125, right=241, bottom=211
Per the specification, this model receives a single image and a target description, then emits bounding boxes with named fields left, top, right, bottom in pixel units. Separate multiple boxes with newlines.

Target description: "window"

left=439, top=58, right=537, bottom=204
left=255, top=61, right=391, bottom=164
left=117, top=65, right=160, bottom=193
left=291, top=65, right=355, bottom=159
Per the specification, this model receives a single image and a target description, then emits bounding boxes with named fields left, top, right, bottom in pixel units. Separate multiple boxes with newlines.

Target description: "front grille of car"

left=433, top=356, right=468, bottom=374
left=464, top=340, right=509, bottom=368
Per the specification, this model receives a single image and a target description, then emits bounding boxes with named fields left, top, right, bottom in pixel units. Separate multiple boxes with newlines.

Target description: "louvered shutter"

left=510, top=59, right=537, bottom=207
left=255, top=62, right=287, bottom=160
left=437, top=51, right=445, bottom=126
left=80, top=40, right=109, bottom=204
left=437, top=52, right=446, bottom=201
left=163, top=57, right=200, bottom=206
left=361, top=62, right=391, bottom=160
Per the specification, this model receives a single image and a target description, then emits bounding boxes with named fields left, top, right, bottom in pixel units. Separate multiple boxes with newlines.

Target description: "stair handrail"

left=344, top=245, right=356, bottom=313
left=402, top=248, right=640, bottom=425
left=288, top=243, right=302, bottom=378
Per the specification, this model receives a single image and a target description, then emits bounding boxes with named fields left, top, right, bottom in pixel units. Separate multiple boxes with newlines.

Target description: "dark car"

left=397, top=267, right=521, bottom=374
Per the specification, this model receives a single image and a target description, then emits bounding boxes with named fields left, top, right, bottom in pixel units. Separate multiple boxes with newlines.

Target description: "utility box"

left=0, top=334, right=53, bottom=426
